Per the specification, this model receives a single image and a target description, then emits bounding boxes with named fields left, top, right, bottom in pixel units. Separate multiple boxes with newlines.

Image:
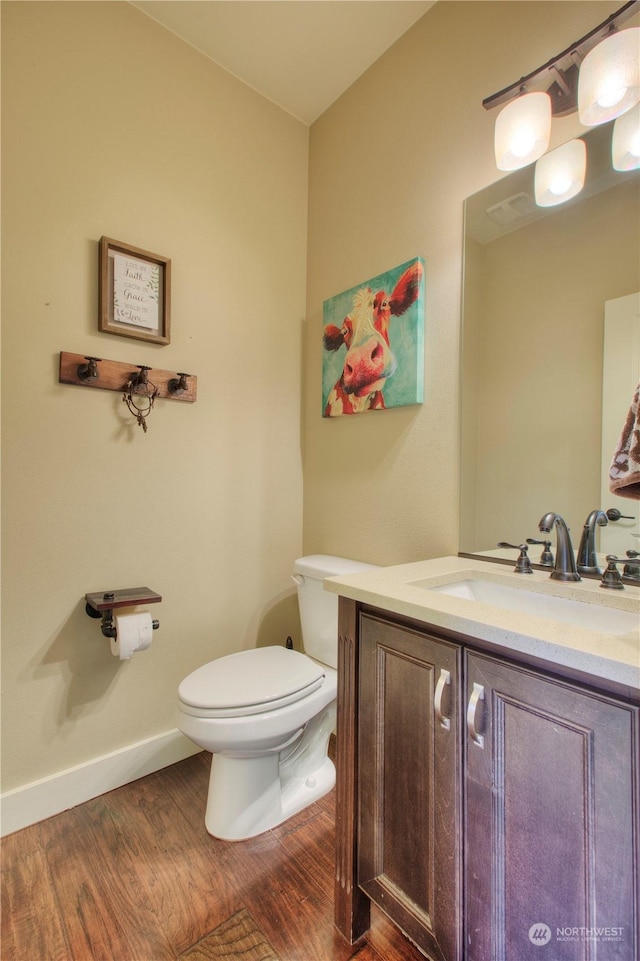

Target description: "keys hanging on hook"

left=129, top=365, right=152, bottom=393
left=123, top=366, right=159, bottom=432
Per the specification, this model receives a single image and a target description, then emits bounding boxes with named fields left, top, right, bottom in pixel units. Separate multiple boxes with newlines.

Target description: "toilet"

left=177, top=554, right=375, bottom=840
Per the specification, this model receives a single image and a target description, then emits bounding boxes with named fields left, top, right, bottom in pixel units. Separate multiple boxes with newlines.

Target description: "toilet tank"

left=292, top=555, right=377, bottom=669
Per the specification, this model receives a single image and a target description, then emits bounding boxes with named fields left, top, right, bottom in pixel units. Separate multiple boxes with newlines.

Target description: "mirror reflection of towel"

left=610, top=382, right=640, bottom=500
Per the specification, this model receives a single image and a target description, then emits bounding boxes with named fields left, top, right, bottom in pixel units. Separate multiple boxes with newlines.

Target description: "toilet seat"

left=178, top=646, right=326, bottom=718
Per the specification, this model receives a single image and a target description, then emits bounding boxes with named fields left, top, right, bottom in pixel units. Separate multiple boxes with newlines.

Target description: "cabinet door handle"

left=434, top=668, right=451, bottom=731
left=467, top=682, right=485, bottom=748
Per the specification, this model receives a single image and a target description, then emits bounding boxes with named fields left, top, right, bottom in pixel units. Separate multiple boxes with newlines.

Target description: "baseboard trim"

left=0, top=729, right=201, bottom=837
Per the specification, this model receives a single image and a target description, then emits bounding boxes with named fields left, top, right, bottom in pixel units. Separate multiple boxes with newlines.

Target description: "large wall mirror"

left=459, top=121, right=640, bottom=569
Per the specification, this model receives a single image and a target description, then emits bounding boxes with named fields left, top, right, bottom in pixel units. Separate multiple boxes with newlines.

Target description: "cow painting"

left=322, top=258, right=425, bottom=417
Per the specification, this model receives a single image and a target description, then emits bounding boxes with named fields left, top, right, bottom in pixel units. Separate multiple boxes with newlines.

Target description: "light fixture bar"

left=483, top=1, right=639, bottom=117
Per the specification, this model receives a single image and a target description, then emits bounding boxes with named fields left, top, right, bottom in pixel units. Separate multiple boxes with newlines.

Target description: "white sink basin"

left=412, top=577, right=638, bottom=636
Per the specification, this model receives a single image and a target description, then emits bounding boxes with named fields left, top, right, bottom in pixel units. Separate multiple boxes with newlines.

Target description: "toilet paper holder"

left=85, top=587, right=161, bottom=638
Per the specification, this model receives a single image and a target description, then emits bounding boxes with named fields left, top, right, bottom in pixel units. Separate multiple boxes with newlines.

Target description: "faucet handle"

left=606, top=508, right=635, bottom=522
left=497, top=542, right=533, bottom=574
left=600, top=555, right=625, bottom=590
left=526, top=538, right=554, bottom=567
left=624, top=551, right=640, bottom=582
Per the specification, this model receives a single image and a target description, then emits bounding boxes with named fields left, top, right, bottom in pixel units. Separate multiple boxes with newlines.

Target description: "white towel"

left=609, top=381, right=640, bottom=500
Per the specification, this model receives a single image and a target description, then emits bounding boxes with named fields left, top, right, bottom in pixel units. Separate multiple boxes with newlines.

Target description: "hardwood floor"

left=1, top=751, right=425, bottom=961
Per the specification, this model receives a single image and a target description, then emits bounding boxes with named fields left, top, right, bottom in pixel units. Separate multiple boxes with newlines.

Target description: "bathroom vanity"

left=326, top=557, right=640, bottom=961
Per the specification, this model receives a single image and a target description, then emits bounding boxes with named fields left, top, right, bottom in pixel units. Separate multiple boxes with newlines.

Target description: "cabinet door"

left=465, top=650, right=639, bottom=961
left=358, top=613, right=462, bottom=961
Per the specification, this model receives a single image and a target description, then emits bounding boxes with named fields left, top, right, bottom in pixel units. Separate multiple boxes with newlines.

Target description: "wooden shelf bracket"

left=85, top=587, right=162, bottom=639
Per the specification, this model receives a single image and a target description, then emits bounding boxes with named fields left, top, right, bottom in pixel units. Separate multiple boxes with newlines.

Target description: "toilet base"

left=204, top=705, right=336, bottom=840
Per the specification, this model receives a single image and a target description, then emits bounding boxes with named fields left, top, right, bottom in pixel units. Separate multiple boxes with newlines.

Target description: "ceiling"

left=130, top=1, right=435, bottom=125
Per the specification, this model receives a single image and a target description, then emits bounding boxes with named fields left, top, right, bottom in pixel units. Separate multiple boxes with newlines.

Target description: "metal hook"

left=129, top=365, right=151, bottom=391
left=77, top=356, right=101, bottom=381
left=168, top=372, right=190, bottom=395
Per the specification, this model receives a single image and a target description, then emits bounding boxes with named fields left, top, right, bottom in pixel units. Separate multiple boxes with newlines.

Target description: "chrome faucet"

left=538, top=512, right=581, bottom=581
left=576, top=510, right=608, bottom=575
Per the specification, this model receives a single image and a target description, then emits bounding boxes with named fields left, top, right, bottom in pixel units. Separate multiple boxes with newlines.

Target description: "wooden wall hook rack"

left=59, top=351, right=197, bottom=402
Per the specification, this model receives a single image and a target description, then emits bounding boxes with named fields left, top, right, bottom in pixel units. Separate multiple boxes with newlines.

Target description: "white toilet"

left=177, top=554, right=375, bottom=840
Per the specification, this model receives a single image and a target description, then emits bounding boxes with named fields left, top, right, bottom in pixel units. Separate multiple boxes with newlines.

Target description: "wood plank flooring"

left=1, top=751, right=426, bottom=961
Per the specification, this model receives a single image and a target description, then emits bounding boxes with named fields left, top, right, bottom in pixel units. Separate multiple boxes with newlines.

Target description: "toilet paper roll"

left=110, top=612, right=154, bottom=660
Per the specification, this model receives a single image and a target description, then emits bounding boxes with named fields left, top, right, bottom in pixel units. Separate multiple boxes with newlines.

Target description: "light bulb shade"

left=535, top=139, right=586, bottom=207
left=612, top=101, right=640, bottom=170
left=578, top=27, right=640, bottom=126
left=494, top=92, right=551, bottom=171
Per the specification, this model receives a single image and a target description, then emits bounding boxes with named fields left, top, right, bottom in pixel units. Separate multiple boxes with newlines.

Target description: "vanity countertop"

left=325, top=556, right=640, bottom=694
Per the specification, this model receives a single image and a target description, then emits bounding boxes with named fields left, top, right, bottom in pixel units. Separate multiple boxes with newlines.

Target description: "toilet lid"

left=178, top=646, right=325, bottom=715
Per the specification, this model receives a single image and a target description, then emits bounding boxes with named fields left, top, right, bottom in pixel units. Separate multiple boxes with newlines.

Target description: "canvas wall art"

left=322, top=257, right=425, bottom=417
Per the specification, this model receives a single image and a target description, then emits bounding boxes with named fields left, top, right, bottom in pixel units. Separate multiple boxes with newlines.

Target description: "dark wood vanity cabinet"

left=358, top=613, right=462, bottom=961
left=465, top=650, right=639, bottom=961
left=335, top=600, right=640, bottom=961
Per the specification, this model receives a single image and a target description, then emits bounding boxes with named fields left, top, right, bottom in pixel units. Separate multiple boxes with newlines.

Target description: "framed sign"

left=99, top=237, right=171, bottom=345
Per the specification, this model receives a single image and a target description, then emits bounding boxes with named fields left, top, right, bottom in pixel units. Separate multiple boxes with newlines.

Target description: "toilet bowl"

left=177, top=554, right=375, bottom=840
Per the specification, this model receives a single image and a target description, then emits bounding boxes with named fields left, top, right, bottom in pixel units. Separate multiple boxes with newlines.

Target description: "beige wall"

left=1, top=0, right=625, bottom=797
left=1, top=2, right=307, bottom=791
left=303, top=0, right=619, bottom=566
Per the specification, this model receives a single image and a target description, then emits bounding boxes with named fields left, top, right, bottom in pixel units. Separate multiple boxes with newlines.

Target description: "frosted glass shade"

left=578, top=28, right=640, bottom=126
left=535, top=140, right=586, bottom=207
left=612, top=102, right=640, bottom=170
left=494, top=92, right=551, bottom=170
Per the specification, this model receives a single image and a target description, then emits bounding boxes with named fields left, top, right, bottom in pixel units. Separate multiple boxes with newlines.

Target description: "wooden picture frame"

left=99, top=237, right=171, bottom=345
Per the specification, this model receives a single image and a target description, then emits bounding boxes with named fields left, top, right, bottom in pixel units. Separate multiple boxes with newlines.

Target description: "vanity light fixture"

left=612, top=101, right=640, bottom=169
left=484, top=1, right=640, bottom=179
left=494, top=91, right=551, bottom=171
left=534, top=139, right=587, bottom=207
left=578, top=26, right=640, bottom=126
